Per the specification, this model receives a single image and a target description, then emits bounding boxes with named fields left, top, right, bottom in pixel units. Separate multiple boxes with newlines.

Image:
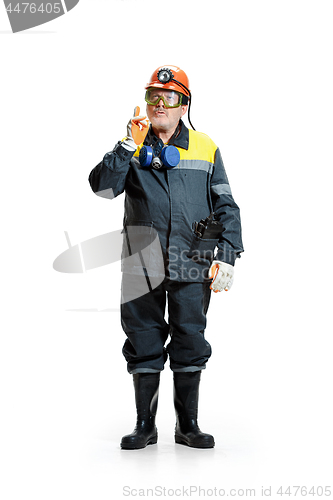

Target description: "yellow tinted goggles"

left=145, top=88, right=186, bottom=108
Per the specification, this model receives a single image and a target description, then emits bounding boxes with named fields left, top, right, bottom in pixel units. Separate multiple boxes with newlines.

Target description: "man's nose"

left=156, top=96, right=165, bottom=107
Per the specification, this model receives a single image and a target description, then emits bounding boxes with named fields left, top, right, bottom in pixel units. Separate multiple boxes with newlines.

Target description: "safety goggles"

left=145, top=88, right=186, bottom=108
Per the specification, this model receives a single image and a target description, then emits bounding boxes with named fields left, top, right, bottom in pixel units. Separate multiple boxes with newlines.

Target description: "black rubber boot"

left=173, top=371, right=215, bottom=448
left=121, top=372, right=160, bottom=450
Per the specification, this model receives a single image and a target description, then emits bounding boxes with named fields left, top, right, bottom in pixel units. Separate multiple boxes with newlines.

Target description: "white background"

left=1, top=0, right=332, bottom=498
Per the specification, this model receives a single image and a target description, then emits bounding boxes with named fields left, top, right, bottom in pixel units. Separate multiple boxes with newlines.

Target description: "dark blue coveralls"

left=89, top=121, right=244, bottom=374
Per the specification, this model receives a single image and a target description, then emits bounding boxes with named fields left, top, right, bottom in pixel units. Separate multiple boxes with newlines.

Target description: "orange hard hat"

left=145, top=65, right=190, bottom=96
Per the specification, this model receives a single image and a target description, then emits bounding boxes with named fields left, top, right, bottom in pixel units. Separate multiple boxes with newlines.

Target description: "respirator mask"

left=139, top=138, right=180, bottom=170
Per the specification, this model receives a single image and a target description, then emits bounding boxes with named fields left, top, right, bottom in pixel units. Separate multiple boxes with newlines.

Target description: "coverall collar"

left=144, top=120, right=189, bottom=150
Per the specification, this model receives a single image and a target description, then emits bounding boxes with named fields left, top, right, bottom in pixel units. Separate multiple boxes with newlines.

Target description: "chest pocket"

left=184, top=171, right=211, bottom=208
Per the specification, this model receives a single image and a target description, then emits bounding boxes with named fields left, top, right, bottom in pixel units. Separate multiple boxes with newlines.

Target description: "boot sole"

left=121, top=435, right=158, bottom=450
left=175, top=434, right=215, bottom=448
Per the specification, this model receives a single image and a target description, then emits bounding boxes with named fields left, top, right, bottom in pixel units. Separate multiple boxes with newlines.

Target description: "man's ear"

left=181, top=105, right=188, bottom=117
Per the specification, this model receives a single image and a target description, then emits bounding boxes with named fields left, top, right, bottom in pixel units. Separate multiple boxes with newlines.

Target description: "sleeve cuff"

left=215, top=249, right=241, bottom=266
left=104, top=141, right=136, bottom=161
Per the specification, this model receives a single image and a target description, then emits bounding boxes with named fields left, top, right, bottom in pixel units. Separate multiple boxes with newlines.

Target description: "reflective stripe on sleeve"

left=211, top=183, right=232, bottom=196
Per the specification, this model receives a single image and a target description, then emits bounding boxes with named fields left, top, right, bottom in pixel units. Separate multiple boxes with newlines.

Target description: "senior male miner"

left=89, top=65, right=244, bottom=450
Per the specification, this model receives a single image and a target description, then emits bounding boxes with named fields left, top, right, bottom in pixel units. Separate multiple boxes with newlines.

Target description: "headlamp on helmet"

left=157, top=68, right=173, bottom=84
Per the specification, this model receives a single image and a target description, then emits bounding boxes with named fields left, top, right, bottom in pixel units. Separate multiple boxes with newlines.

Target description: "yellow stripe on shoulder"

left=131, top=130, right=217, bottom=161
left=179, top=129, right=217, bottom=162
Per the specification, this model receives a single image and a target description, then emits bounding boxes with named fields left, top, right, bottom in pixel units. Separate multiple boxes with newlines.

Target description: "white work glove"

left=209, top=260, right=234, bottom=292
left=122, top=106, right=149, bottom=152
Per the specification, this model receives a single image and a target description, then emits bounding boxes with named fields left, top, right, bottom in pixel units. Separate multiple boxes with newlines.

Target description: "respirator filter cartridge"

left=139, top=145, right=180, bottom=169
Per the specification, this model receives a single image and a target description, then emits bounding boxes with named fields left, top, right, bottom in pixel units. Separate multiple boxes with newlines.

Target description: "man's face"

left=146, top=88, right=188, bottom=136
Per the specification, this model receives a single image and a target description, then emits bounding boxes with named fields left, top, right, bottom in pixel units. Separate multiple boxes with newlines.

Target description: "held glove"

left=209, top=260, right=234, bottom=292
left=122, top=106, right=149, bottom=151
